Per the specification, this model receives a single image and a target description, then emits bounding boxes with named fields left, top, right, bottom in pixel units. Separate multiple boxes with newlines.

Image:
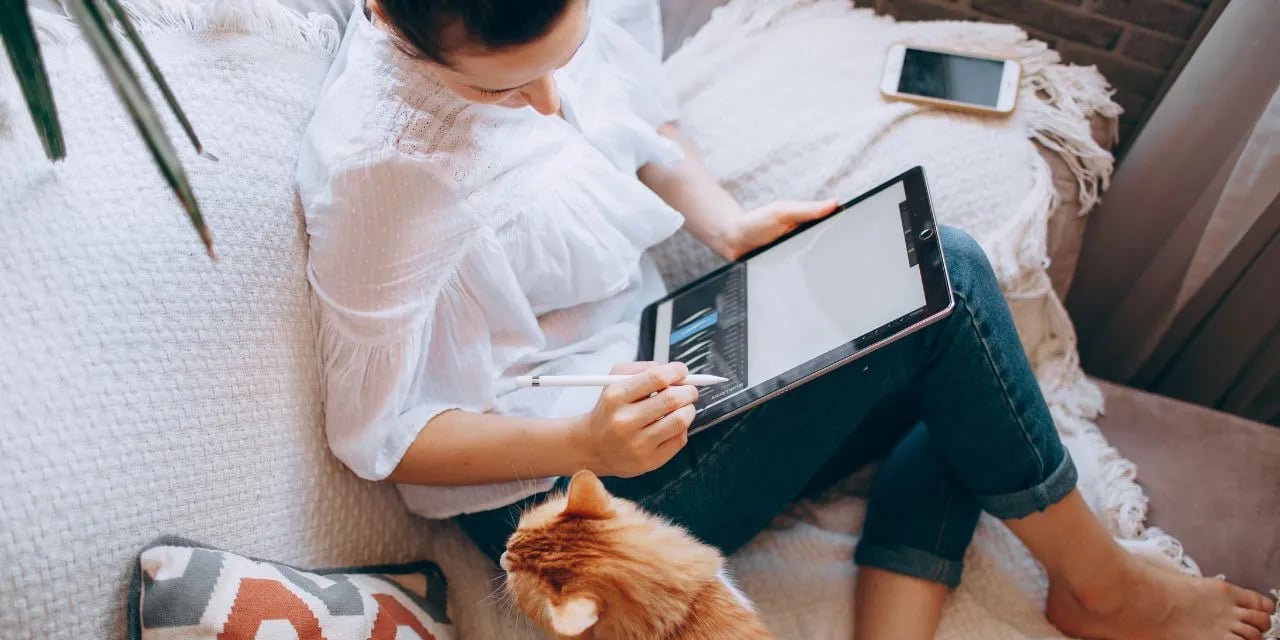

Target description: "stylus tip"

left=687, top=374, right=729, bottom=386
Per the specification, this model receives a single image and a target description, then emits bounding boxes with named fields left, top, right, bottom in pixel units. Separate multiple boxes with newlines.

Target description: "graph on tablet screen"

left=652, top=264, right=749, bottom=406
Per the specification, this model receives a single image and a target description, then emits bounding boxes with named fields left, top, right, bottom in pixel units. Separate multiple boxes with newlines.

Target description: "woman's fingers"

left=611, top=362, right=688, bottom=403
left=610, top=361, right=658, bottom=375
left=652, top=428, right=690, bottom=467
left=645, top=404, right=696, bottom=449
left=625, top=384, right=698, bottom=425
left=775, top=199, right=839, bottom=224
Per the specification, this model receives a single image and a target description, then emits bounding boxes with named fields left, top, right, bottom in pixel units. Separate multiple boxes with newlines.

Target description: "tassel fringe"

left=669, top=0, right=1230, bottom=598
left=28, top=0, right=340, bottom=59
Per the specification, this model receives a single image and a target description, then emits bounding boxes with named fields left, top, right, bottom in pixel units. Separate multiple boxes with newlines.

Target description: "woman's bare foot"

left=1046, top=555, right=1275, bottom=640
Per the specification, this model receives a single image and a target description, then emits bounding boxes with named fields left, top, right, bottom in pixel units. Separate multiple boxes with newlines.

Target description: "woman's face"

left=389, top=1, right=589, bottom=116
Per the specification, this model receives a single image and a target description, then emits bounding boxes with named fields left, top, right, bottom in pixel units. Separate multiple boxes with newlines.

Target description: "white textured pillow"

left=0, top=3, right=438, bottom=638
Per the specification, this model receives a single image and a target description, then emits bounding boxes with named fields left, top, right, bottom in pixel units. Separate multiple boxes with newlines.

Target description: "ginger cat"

left=501, top=470, right=773, bottom=640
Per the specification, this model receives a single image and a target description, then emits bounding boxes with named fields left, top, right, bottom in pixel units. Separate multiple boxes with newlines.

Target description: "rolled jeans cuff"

left=975, top=453, right=1077, bottom=519
left=854, top=542, right=965, bottom=588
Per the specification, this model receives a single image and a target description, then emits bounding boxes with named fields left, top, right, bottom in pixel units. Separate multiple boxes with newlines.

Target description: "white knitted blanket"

left=649, top=1, right=1200, bottom=638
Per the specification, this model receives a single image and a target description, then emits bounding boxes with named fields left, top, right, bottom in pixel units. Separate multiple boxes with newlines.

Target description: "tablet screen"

left=649, top=180, right=928, bottom=412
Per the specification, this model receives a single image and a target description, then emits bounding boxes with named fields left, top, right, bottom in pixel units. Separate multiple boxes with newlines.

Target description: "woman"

left=296, top=1, right=1273, bottom=638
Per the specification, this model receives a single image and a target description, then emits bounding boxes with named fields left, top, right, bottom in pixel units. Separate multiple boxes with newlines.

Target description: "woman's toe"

left=1236, top=607, right=1272, bottom=632
left=1230, top=621, right=1263, bottom=640
left=1230, top=585, right=1274, bottom=613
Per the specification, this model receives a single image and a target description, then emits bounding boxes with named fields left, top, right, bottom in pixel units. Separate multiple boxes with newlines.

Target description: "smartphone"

left=881, top=44, right=1021, bottom=115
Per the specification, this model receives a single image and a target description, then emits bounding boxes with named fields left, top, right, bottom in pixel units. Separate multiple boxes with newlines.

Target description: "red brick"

left=1111, top=88, right=1151, bottom=117
left=1177, top=0, right=1212, bottom=7
left=1093, top=0, right=1204, bottom=39
left=1022, top=27, right=1061, bottom=49
left=972, top=0, right=1124, bottom=49
left=1057, top=42, right=1167, bottom=95
left=1122, top=29, right=1185, bottom=69
left=1118, top=118, right=1140, bottom=146
left=883, top=0, right=983, bottom=21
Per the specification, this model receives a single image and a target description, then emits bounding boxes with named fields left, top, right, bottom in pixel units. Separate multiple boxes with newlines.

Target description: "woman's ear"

left=548, top=595, right=599, bottom=637
left=564, top=470, right=614, bottom=519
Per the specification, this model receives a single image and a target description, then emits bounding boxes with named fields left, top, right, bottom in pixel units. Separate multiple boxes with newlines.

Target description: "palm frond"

left=100, top=0, right=213, bottom=160
left=64, top=0, right=214, bottom=258
left=0, top=0, right=66, bottom=160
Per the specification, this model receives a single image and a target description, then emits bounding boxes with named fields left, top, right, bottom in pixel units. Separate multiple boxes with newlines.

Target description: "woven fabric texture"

left=0, top=5, right=436, bottom=638
left=130, top=539, right=452, bottom=639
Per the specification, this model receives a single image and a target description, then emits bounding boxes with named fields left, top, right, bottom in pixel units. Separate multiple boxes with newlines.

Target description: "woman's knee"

left=939, top=226, right=1000, bottom=301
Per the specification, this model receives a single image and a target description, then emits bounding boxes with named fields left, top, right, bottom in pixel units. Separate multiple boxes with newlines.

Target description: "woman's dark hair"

left=374, top=0, right=575, bottom=65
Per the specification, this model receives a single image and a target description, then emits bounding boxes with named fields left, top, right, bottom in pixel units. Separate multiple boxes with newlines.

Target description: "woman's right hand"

left=570, top=362, right=698, bottom=478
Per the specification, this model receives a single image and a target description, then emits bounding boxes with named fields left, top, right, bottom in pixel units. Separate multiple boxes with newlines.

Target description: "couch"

left=0, top=1, right=1275, bottom=638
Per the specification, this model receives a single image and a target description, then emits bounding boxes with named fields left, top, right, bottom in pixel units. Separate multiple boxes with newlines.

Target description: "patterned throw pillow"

left=127, top=537, right=454, bottom=639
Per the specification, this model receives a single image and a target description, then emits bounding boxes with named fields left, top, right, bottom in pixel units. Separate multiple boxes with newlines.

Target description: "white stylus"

left=516, top=374, right=729, bottom=388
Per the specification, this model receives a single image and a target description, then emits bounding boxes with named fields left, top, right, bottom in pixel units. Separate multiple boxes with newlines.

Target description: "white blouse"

left=296, top=3, right=684, bottom=518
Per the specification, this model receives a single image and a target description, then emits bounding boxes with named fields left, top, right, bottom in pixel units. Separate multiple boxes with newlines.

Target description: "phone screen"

left=898, top=48, right=1005, bottom=107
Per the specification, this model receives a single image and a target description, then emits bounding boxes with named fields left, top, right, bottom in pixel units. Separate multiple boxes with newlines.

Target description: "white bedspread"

left=650, top=2, right=1198, bottom=638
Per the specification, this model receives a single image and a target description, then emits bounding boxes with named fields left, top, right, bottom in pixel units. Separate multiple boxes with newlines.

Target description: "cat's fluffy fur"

left=502, top=470, right=773, bottom=639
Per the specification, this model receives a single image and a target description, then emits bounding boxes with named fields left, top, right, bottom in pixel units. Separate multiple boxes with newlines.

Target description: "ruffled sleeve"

left=597, top=15, right=679, bottom=128
left=593, top=0, right=665, bottom=59
left=302, top=149, right=544, bottom=481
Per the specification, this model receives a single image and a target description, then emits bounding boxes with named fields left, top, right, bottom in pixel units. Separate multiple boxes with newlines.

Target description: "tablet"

left=637, top=166, right=954, bottom=433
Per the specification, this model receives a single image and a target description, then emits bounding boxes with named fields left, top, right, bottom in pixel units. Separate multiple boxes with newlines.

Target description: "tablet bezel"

left=637, top=165, right=954, bottom=433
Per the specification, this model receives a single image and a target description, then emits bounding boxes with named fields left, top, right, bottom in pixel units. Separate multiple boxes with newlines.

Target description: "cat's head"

left=501, top=470, right=725, bottom=639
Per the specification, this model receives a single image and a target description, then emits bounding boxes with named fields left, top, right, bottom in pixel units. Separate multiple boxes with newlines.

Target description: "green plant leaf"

left=100, top=0, right=213, bottom=160
left=0, top=0, right=67, bottom=160
left=64, top=0, right=214, bottom=258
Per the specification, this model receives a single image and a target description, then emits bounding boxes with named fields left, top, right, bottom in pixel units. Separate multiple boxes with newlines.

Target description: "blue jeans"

left=458, top=227, right=1076, bottom=587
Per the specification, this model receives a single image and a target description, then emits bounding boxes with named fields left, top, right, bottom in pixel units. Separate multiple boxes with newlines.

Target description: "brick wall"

left=854, top=0, right=1217, bottom=143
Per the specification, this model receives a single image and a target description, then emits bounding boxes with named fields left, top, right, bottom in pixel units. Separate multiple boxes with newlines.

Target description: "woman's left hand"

left=717, top=199, right=839, bottom=261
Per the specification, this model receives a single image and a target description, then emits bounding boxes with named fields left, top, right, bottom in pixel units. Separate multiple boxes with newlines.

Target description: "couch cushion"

left=129, top=537, right=453, bottom=639
left=0, top=5, right=436, bottom=638
left=28, top=0, right=354, bottom=27
left=1095, top=380, right=1280, bottom=592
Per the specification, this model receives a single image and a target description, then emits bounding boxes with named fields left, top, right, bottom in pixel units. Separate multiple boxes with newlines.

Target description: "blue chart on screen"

left=670, top=311, right=718, bottom=344
left=665, top=265, right=749, bottom=406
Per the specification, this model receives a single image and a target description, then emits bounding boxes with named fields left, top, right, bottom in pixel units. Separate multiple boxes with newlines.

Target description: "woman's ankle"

left=1003, top=491, right=1133, bottom=589
left=1052, top=553, right=1161, bottom=615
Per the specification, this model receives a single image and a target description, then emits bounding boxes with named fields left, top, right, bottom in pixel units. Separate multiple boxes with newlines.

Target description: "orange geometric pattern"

left=218, top=578, right=327, bottom=640
left=370, top=594, right=437, bottom=640
left=135, top=543, right=452, bottom=640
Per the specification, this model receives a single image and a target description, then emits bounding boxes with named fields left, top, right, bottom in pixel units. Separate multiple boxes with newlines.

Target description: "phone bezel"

left=880, top=43, right=1021, bottom=114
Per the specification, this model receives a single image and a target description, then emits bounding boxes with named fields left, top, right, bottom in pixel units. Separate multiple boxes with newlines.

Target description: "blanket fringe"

left=870, top=9, right=1179, bottom=578
left=1036, top=290, right=1201, bottom=576
left=29, top=0, right=339, bottom=59
left=988, top=153, right=1056, bottom=301
left=1266, top=590, right=1280, bottom=639
left=1016, top=39, right=1122, bottom=214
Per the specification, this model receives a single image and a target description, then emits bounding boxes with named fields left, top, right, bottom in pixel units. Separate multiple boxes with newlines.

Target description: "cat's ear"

left=564, top=470, right=614, bottom=519
left=548, top=595, right=599, bottom=637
